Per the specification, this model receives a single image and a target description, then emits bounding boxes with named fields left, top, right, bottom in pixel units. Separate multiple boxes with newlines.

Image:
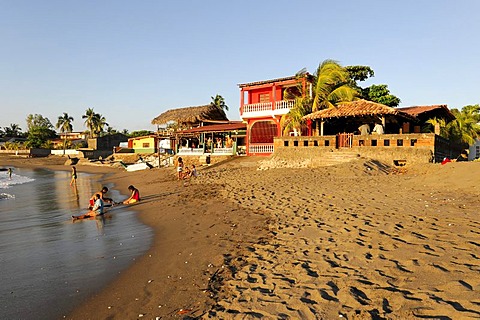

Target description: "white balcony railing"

left=275, top=100, right=294, bottom=110
left=249, top=144, right=274, bottom=154
left=212, top=147, right=234, bottom=155
left=177, top=148, right=204, bottom=155
left=241, top=100, right=294, bottom=117
left=243, top=102, right=272, bottom=113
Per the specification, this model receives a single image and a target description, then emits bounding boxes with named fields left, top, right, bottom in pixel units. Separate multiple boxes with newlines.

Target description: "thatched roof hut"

left=151, top=105, right=228, bottom=128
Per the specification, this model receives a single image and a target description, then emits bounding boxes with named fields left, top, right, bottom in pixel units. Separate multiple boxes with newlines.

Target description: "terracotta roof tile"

left=304, top=99, right=416, bottom=120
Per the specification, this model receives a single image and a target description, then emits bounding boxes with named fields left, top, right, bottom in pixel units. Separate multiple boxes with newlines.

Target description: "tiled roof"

left=304, top=99, right=416, bottom=120
left=238, top=73, right=313, bottom=88
left=397, top=105, right=455, bottom=121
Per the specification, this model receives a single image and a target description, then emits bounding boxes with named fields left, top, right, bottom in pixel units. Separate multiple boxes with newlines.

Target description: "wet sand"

left=1, top=155, right=479, bottom=319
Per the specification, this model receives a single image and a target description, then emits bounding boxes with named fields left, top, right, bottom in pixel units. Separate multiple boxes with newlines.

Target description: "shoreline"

left=0, top=155, right=269, bottom=319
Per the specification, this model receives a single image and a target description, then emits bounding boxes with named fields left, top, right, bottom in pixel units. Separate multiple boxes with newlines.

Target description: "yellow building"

left=128, top=135, right=158, bottom=153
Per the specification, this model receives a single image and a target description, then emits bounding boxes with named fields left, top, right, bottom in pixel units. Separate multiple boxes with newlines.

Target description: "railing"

left=177, top=148, right=204, bottom=155
left=243, top=102, right=272, bottom=113
left=275, top=100, right=294, bottom=110
left=212, top=147, right=234, bottom=154
left=249, top=144, right=274, bottom=154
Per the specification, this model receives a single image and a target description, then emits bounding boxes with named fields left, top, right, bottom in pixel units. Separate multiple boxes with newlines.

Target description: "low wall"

left=51, top=150, right=80, bottom=156
left=274, top=134, right=441, bottom=166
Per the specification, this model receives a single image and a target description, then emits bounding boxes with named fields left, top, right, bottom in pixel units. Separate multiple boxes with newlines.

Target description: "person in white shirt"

left=372, top=123, right=384, bottom=134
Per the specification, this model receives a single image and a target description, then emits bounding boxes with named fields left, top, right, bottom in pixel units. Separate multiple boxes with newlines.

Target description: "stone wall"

left=274, top=134, right=438, bottom=166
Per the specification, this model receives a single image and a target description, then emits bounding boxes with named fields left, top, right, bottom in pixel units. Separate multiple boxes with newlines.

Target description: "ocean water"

left=0, top=167, right=153, bottom=319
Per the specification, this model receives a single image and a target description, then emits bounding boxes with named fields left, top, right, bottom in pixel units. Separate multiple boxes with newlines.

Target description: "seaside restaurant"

left=282, top=99, right=463, bottom=164
left=175, top=122, right=247, bottom=156
left=151, top=104, right=246, bottom=157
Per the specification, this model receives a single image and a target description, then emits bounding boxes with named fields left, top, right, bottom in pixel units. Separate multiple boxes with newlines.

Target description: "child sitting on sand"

left=73, top=193, right=104, bottom=220
left=123, top=185, right=140, bottom=204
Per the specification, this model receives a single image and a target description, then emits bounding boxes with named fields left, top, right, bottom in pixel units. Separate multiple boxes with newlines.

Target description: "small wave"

left=0, top=193, right=15, bottom=200
left=0, top=174, right=35, bottom=189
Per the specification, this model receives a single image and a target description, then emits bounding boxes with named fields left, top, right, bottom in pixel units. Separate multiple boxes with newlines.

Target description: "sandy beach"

left=1, top=155, right=479, bottom=319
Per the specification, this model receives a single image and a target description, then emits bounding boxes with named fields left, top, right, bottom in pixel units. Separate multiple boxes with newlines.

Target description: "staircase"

left=312, top=151, right=360, bottom=167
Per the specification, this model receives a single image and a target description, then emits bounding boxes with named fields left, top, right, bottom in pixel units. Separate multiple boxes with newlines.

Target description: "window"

left=410, top=139, right=417, bottom=146
left=303, top=140, right=309, bottom=147
left=293, top=140, right=298, bottom=147
left=384, top=140, right=390, bottom=146
left=284, top=140, right=289, bottom=147
left=371, top=140, right=377, bottom=146
left=143, top=143, right=150, bottom=148
left=313, top=140, right=318, bottom=147
left=259, top=93, right=270, bottom=103
left=397, top=139, right=403, bottom=146
left=325, top=140, right=330, bottom=146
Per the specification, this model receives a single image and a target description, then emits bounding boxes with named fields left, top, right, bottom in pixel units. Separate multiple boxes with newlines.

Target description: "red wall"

left=247, top=86, right=284, bottom=104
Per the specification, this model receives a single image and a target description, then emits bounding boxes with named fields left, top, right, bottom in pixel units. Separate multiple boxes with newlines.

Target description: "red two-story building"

left=238, top=74, right=313, bottom=155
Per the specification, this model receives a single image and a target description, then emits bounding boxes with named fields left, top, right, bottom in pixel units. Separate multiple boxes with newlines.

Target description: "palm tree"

left=426, top=105, right=480, bottom=145
left=93, top=114, right=108, bottom=136
left=280, top=71, right=312, bottom=136
left=82, top=108, right=97, bottom=137
left=4, top=123, right=22, bottom=137
left=210, top=94, right=229, bottom=112
left=56, top=113, right=74, bottom=154
left=312, top=59, right=357, bottom=112
left=280, top=96, right=312, bottom=136
left=446, top=105, right=480, bottom=145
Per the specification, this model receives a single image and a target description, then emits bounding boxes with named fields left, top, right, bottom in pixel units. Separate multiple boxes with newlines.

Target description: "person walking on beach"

left=74, top=193, right=104, bottom=220
left=176, top=157, right=184, bottom=180
left=70, top=166, right=77, bottom=186
left=123, top=185, right=140, bottom=204
left=7, top=168, right=12, bottom=180
left=88, top=187, right=113, bottom=209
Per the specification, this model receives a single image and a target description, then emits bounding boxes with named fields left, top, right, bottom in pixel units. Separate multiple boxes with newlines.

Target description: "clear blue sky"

left=1, top=0, right=479, bottom=133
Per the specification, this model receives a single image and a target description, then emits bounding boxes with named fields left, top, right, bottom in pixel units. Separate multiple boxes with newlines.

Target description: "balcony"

left=240, top=100, right=294, bottom=119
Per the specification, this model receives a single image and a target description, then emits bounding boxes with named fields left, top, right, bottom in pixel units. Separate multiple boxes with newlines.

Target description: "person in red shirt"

left=123, top=185, right=140, bottom=204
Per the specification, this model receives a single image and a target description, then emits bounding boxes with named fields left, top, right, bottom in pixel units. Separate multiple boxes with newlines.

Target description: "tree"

left=210, top=94, right=229, bottom=112
left=82, top=108, right=108, bottom=137
left=362, top=84, right=401, bottom=107
left=280, top=96, right=312, bottom=136
left=3, top=123, right=22, bottom=137
left=82, top=108, right=97, bottom=138
left=56, top=112, right=74, bottom=154
left=25, top=114, right=56, bottom=148
left=280, top=70, right=313, bottom=136
left=312, top=60, right=358, bottom=112
left=447, top=105, right=480, bottom=145
left=345, top=65, right=401, bottom=107
left=426, top=105, right=480, bottom=145
left=94, top=114, right=108, bottom=136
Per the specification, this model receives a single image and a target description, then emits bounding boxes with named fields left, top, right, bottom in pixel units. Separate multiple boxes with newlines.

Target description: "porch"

left=240, top=100, right=294, bottom=118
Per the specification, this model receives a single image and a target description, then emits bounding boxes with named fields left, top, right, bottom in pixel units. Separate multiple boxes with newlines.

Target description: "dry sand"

left=1, top=155, right=479, bottom=319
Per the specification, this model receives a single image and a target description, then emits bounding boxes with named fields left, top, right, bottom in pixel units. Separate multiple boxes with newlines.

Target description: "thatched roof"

left=151, top=105, right=228, bottom=125
left=303, top=99, right=416, bottom=121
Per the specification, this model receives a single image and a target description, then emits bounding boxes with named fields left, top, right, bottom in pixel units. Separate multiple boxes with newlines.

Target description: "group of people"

left=176, top=157, right=198, bottom=181
left=358, top=122, right=384, bottom=135
left=72, top=185, right=140, bottom=221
